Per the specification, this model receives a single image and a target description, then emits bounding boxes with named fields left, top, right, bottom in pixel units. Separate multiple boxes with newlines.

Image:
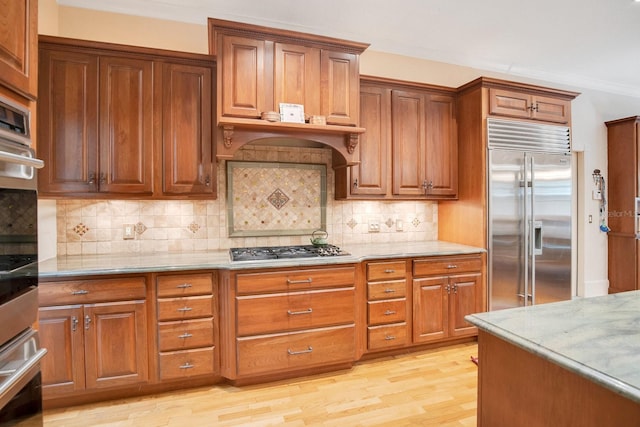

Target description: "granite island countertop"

left=38, top=240, right=485, bottom=278
left=466, top=291, right=640, bottom=404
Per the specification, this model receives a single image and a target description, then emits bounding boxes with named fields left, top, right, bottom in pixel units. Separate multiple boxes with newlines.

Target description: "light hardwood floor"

left=43, top=342, right=478, bottom=426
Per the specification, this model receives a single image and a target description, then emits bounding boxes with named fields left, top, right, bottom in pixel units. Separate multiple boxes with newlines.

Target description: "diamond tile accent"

left=73, top=223, right=89, bottom=236
left=412, top=218, right=421, bottom=227
left=188, top=222, right=200, bottom=234
left=347, top=218, right=357, bottom=229
left=134, top=222, right=147, bottom=235
left=385, top=218, right=394, bottom=228
left=267, top=188, right=290, bottom=210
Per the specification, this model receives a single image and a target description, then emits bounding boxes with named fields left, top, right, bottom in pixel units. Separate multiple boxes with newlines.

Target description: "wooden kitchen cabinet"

left=365, top=260, right=409, bottom=351
left=489, top=87, right=571, bottom=124
left=605, top=116, right=640, bottom=293
left=155, top=272, right=218, bottom=380
left=336, top=77, right=457, bottom=200
left=38, top=276, right=149, bottom=400
left=220, top=265, right=357, bottom=381
left=412, top=256, right=482, bottom=343
left=37, top=36, right=216, bottom=199
left=0, top=0, right=38, bottom=100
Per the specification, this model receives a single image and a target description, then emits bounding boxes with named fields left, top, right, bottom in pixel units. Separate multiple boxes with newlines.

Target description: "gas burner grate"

left=229, top=245, right=349, bottom=262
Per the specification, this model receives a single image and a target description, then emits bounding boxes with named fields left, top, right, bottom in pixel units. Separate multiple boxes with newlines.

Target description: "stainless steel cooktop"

left=229, top=245, right=349, bottom=262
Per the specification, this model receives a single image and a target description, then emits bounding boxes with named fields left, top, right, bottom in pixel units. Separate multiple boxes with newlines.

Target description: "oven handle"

left=0, top=150, right=44, bottom=169
left=0, top=348, right=47, bottom=400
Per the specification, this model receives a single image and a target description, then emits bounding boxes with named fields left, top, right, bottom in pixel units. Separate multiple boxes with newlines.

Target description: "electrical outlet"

left=592, top=190, right=602, bottom=200
left=396, top=219, right=404, bottom=231
left=368, top=219, right=380, bottom=233
left=123, top=224, right=135, bottom=240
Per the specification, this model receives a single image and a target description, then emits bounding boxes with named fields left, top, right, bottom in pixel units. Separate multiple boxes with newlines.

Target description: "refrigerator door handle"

left=533, top=221, right=543, bottom=255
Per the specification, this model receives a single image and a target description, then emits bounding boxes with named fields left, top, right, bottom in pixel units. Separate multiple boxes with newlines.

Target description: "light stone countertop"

left=466, top=291, right=640, bottom=404
left=38, top=240, right=484, bottom=278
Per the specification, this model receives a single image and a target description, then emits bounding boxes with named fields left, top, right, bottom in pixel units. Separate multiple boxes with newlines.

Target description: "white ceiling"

left=58, top=0, right=640, bottom=98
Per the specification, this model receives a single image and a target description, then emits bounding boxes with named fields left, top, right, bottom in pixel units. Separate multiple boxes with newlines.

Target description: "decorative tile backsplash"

left=54, top=144, right=438, bottom=256
left=227, top=161, right=326, bottom=237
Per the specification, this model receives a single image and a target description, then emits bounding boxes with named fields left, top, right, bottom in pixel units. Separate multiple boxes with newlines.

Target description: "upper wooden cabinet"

left=336, top=77, right=457, bottom=200
left=37, top=36, right=216, bottom=199
left=0, top=0, right=38, bottom=100
left=208, top=18, right=368, bottom=166
left=488, top=86, right=571, bottom=124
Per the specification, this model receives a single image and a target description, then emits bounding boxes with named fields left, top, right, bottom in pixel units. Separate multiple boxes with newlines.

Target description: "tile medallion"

left=227, top=161, right=326, bottom=237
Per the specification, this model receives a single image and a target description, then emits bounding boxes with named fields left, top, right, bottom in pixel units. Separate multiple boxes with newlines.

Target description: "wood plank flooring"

left=43, top=342, right=478, bottom=426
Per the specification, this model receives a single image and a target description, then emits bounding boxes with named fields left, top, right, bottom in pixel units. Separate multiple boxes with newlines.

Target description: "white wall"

left=38, top=3, right=640, bottom=297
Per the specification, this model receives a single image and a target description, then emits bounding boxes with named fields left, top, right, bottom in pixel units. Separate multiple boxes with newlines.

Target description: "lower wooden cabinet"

left=412, top=256, right=482, bottom=343
left=38, top=277, right=149, bottom=399
left=221, top=265, right=357, bottom=381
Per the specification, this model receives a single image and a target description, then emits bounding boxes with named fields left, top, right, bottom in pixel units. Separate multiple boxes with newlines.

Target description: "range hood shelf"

left=217, top=117, right=365, bottom=168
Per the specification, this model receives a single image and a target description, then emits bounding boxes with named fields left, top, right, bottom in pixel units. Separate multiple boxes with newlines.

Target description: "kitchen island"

left=466, top=291, right=640, bottom=427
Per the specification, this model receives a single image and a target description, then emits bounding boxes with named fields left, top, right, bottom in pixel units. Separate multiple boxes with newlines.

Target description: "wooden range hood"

left=208, top=18, right=369, bottom=168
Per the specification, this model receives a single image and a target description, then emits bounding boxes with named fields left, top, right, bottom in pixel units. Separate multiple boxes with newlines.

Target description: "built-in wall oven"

left=0, top=96, right=46, bottom=426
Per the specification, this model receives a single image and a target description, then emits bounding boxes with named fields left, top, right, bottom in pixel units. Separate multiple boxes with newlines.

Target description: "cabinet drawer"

left=367, top=299, right=407, bottom=326
left=159, top=347, right=215, bottom=380
left=236, top=266, right=355, bottom=294
left=236, top=325, right=355, bottom=377
left=366, top=261, right=406, bottom=281
left=368, top=323, right=408, bottom=350
left=413, top=256, right=482, bottom=277
left=39, top=277, right=146, bottom=306
left=157, top=273, right=213, bottom=297
left=158, top=318, right=214, bottom=352
left=157, top=296, right=213, bottom=321
left=237, top=288, right=355, bottom=336
left=367, top=280, right=406, bottom=300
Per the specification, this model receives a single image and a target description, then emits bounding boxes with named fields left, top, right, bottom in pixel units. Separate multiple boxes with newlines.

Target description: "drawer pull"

left=385, top=335, right=396, bottom=341
left=176, top=283, right=192, bottom=289
left=384, top=269, right=396, bottom=273
left=384, top=310, right=397, bottom=316
left=287, top=346, right=313, bottom=356
left=178, top=333, right=193, bottom=339
left=287, top=308, right=313, bottom=316
left=446, top=264, right=458, bottom=269
left=287, top=278, right=313, bottom=284
left=384, top=288, right=396, bottom=293
left=72, top=290, right=89, bottom=295
left=179, top=362, right=194, bottom=370
left=177, top=307, right=193, bottom=312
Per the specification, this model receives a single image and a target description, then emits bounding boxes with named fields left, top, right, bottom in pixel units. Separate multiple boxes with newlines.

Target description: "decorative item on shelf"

left=308, top=115, right=326, bottom=126
left=592, top=169, right=610, bottom=233
left=279, top=103, right=305, bottom=123
left=260, top=111, right=281, bottom=122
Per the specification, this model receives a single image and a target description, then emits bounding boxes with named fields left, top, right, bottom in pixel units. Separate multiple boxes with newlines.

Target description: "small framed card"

left=279, top=103, right=305, bottom=123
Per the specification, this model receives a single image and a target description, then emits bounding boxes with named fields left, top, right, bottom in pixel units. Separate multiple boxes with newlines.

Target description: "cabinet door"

left=162, top=62, right=214, bottom=195
left=531, top=94, right=571, bottom=124
left=98, top=56, right=154, bottom=194
left=488, top=88, right=532, bottom=120
left=425, top=94, right=458, bottom=198
left=448, top=273, right=480, bottom=337
left=412, top=276, right=448, bottom=343
left=219, top=35, right=265, bottom=118
left=38, top=305, right=86, bottom=397
left=392, top=90, right=427, bottom=196
left=320, top=50, right=359, bottom=125
left=0, top=0, right=37, bottom=99
left=38, top=49, right=99, bottom=195
left=83, top=300, right=149, bottom=389
left=274, top=43, right=320, bottom=115
left=350, top=85, right=390, bottom=196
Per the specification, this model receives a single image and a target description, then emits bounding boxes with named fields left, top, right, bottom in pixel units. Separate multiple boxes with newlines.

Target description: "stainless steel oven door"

left=0, top=329, right=46, bottom=426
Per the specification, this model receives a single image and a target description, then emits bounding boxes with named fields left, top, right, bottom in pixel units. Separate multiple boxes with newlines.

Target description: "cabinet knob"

left=205, top=175, right=211, bottom=186
left=88, top=173, right=95, bottom=185
left=445, top=284, right=451, bottom=294
left=353, top=179, right=358, bottom=188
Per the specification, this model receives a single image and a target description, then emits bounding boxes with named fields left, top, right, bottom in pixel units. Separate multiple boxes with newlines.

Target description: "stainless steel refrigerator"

left=488, top=118, right=573, bottom=310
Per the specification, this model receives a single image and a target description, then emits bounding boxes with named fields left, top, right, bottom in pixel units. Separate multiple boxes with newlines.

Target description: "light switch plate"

left=368, top=219, right=380, bottom=233
left=123, top=224, right=135, bottom=240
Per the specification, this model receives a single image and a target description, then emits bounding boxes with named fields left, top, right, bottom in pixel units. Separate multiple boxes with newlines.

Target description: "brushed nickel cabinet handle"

left=446, top=264, right=458, bottom=269
left=287, top=308, right=313, bottom=316
left=84, top=315, right=91, bottom=330
left=71, top=316, right=78, bottom=332
left=72, top=290, right=89, bottom=295
left=384, top=288, right=396, bottom=293
left=385, top=335, right=396, bottom=341
left=176, top=283, right=192, bottom=289
left=178, top=333, right=193, bottom=339
left=384, top=269, right=396, bottom=273
left=287, top=278, right=313, bottom=284
left=177, top=307, right=193, bottom=312
left=179, top=362, right=194, bottom=370
left=384, top=310, right=397, bottom=316
left=287, top=346, right=313, bottom=355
